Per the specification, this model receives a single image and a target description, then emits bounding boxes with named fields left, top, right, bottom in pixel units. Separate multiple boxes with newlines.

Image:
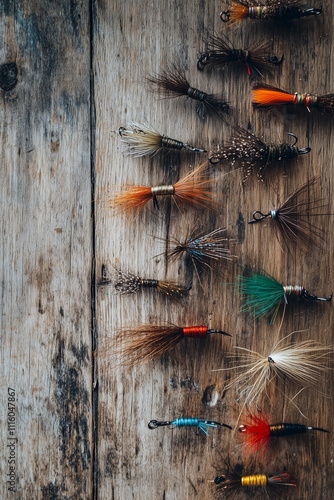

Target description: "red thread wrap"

left=182, top=326, right=208, bottom=338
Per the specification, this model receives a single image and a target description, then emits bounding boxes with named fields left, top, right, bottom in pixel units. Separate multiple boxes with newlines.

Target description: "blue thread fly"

left=148, top=418, right=232, bottom=436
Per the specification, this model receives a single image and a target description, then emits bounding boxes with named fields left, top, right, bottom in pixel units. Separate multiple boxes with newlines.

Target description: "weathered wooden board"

left=1, top=1, right=333, bottom=499
left=0, top=1, right=92, bottom=498
left=94, top=1, right=333, bottom=499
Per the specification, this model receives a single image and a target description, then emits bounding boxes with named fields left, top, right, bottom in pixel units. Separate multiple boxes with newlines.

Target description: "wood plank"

left=2, top=1, right=333, bottom=499
left=0, top=2, right=92, bottom=498
left=94, top=1, right=334, bottom=498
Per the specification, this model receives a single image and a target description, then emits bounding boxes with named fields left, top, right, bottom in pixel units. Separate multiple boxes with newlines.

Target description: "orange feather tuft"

left=173, top=162, right=219, bottom=210
left=111, top=186, right=152, bottom=217
left=239, top=410, right=271, bottom=454
left=252, top=83, right=294, bottom=107
left=229, top=2, right=249, bottom=23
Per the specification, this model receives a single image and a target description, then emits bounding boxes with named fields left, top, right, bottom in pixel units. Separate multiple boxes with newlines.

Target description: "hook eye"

left=287, top=132, right=298, bottom=146
left=302, top=7, right=322, bottom=16
left=209, top=155, right=221, bottom=165
left=269, top=55, right=284, bottom=66
left=220, top=11, right=230, bottom=22
left=197, top=57, right=205, bottom=71
left=248, top=211, right=269, bottom=224
left=183, top=144, right=207, bottom=153
left=298, top=147, right=311, bottom=155
left=118, top=127, right=126, bottom=136
left=148, top=420, right=171, bottom=429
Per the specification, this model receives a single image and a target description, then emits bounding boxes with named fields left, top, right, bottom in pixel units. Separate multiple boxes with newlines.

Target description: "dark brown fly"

left=197, top=35, right=283, bottom=78
left=248, top=177, right=329, bottom=251
left=147, top=65, right=229, bottom=120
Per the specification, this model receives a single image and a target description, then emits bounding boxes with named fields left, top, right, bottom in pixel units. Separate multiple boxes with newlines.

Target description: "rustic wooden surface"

left=0, top=1, right=93, bottom=499
left=1, top=0, right=333, bottom=499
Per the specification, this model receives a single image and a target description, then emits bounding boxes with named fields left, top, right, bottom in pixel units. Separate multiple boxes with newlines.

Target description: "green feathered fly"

left=233, top=268, right=332, bottom=324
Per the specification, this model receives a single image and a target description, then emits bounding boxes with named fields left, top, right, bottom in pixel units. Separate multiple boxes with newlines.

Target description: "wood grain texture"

left=0, top=1, right=92, bottom=498
left=94, top=1, right=333, bottom=499
left=1, top=1, right=333, bottom=499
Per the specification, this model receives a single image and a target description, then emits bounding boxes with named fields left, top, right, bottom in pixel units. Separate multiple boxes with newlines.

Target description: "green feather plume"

left=234, top=269, right=284, bottom=324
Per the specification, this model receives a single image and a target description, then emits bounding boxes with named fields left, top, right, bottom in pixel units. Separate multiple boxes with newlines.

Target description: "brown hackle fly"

left=98, top=324, right=231, bottom=367
left=197, top=35, right=283, bottom=78
left=147, top=65, right=229, bottom=120
left=248, top=177, right=329, bottom=251
left=209, top=126, right=310, bottom=182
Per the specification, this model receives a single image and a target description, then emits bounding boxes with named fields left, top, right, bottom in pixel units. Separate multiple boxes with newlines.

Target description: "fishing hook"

left=220, top=11, right=230, bottom=22
left=287, top=132, right=311, bottom=154
left=302, top=290, right=333, bottom=302
left=248, top=211, right=273, bottom=224
left=301, top=7, right=322, bottom=16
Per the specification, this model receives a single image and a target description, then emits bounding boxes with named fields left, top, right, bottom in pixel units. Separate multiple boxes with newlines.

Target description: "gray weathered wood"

left=0, top=1, right=92, bottom=498
left=1, top=1, right=333, bottom=499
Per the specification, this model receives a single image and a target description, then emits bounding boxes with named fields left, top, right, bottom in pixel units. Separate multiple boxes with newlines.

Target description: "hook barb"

left=302, top=290, right=333, bottom=302
left=207, top=329, right=232, bottom=337
left=308, top=426, right=329, bottom=433
left=287, top=133, right=311, bottom=154
left=214, top=421, right=232, bottom=430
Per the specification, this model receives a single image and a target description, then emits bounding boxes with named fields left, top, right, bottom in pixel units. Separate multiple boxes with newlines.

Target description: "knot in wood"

left=0, top=62, right=18, bottom=91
